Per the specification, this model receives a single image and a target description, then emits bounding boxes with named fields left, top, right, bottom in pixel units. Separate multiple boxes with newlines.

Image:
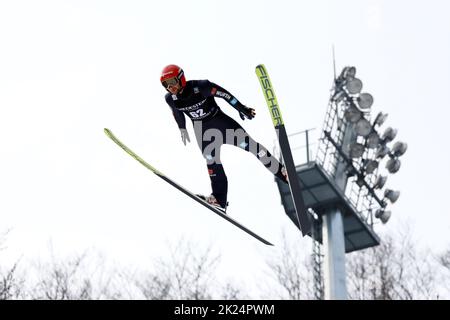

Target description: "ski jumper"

left=165, top=80, right=286, bottom=208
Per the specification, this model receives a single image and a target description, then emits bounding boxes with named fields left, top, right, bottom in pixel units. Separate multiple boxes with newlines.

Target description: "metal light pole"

left=321, top=123, right=357, bottom=299
left=274, top=64, right=407, bottom=300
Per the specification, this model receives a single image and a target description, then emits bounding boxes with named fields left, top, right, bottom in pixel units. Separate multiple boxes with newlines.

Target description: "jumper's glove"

left=180, top=128, right=190, bottom=145
left=239, top=106, right=256, bottom=120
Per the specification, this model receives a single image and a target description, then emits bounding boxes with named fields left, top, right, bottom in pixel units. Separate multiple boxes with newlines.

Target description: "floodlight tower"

left=273, top=66, right=407, bottom=300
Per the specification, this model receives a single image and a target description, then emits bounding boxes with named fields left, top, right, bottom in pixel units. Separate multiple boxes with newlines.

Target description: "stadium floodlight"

left=341, top=66, right=356, bottom=80
left=382, top=127, right=398, bottom=142
left=386, top=158, right=401, bottom=173
left=344, top=106, right=362, bottom=123
left=375, top=208, right=392, bottom=224
left=374, top=112, right=388, bottom=127
left=384, top=189, right=400, bottom=203
left=392, top=141, right=408, bottom=157
left=346, top=78, right=363, bottom=94
left=355, top=118, right=372, bottom=137
left=357, top=93, right=374, bottom=110
left=375, top=144, right=390, bottom=159
left=373, top=175, right=387, bottom=189
left=349, top=142, right=365, bottom=158
left=366, top=132, right=380, bottom=148
left=363, top=159, right=379, bottom=174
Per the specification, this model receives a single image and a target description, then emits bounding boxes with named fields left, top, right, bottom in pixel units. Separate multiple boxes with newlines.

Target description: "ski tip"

left=104, top=128, right=112, bottom=136
left=255, top=64, right=266, bottom=72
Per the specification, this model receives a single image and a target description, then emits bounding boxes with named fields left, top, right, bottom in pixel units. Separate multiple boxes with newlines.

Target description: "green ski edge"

left=104, top=128, right=273, bottom=246
left=104, top=128, right=163, bottom=176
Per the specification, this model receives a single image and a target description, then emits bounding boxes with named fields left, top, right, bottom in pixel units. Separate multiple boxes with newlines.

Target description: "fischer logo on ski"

left=255, top=65, right=283, bottom=127
left=255, top=64, right=312, bottom=236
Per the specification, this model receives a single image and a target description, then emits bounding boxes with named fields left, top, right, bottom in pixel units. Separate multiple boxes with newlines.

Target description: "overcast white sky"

left=1, top=0, right=450, bottom=292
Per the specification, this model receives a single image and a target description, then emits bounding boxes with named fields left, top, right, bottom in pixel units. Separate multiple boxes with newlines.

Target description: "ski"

left=255, top=64, right=312, bottom=236
left=104, top=128, right=273, bottom=246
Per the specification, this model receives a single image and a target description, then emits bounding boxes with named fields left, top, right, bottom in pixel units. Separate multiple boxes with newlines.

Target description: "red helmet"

left=160, top=64, right=186, bottom=88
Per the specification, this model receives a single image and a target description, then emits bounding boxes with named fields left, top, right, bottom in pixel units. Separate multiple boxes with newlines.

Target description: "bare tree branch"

left=347, top=225, right=440, bottom=300
left=0, top=262, right=24, bottom=300
left=129, top=238, right=222, bottom=300
left=264, top=231, right=313, bottom=300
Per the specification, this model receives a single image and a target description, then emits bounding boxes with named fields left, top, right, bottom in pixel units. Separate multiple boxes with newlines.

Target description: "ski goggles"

left=162, top=77, right=179, bottom=88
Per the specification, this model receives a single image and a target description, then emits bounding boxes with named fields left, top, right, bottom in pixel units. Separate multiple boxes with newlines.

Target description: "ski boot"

left=196, top=194, right=228, bottom=213
left=281, top=166, right=289, bottom=184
